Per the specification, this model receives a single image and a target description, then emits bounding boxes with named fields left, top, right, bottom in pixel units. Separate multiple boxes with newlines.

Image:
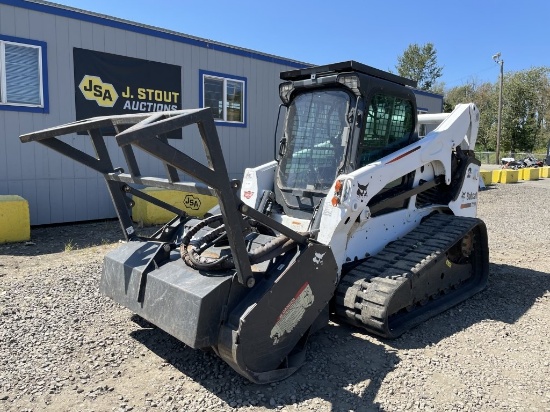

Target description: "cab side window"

left=358, top=94, right=415, bottom=168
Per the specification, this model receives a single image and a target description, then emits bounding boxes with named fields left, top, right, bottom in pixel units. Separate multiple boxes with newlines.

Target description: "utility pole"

left=493, top=53, right=504, bottom=165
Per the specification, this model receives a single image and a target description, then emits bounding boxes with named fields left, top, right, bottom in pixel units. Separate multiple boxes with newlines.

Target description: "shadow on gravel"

left=384, top=262, right=550, bottom=350
left=129, top=262, right=548, bottom=411
left=0, top=220, right=121, bottom=256
left=131, top=320, right=396, bottom=411
left=0, top=220, right=160, bottom=256
left=479, top=185, right=498, bottom=192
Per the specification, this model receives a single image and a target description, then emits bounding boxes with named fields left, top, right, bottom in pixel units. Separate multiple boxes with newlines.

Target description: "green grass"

left=64, top=239, right=76, bottom=252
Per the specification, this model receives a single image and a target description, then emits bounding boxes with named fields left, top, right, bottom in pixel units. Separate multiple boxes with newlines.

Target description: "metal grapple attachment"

left=20, top=109, right=338, bottom=383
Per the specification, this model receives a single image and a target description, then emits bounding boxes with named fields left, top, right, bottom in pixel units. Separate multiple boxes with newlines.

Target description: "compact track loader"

left=20, top=61, right=489, bottom=383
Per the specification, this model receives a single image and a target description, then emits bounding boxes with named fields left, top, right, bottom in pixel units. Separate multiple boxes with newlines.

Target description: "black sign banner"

left=73, top=48, right=182, bottom=137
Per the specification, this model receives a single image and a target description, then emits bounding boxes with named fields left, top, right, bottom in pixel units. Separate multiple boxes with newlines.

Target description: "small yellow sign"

left=78, top=75, right=118, bottom=108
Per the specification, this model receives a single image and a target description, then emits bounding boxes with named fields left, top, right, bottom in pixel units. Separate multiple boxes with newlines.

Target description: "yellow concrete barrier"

left=517, top=169, right=525, bottom=180
left=541, top=166, right=550, bottom=178
left=500, top=169, right=519, bottom=184
left=0, top=195, right=31, bottom=244
left=132, top=187, right=218, bottom=225
left=523, top=168, right=539, bottom=181
left=491, top=170, right=501, bottom=184
left=479, top=170, right=492, bottom=186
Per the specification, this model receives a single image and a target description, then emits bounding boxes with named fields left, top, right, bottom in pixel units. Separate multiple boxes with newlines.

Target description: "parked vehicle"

left=502, top=155, right=544, bottom=169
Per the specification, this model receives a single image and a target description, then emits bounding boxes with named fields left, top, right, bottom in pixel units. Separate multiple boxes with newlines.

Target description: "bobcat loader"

left=20, top=61, right=489, bottom=383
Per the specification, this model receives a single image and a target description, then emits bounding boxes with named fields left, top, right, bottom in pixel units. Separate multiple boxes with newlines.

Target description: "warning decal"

left=270, top=282, right=315, bottom=345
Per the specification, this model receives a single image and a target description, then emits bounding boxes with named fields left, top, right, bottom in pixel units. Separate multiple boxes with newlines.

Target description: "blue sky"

left=55, top=0, right=549, bottom=90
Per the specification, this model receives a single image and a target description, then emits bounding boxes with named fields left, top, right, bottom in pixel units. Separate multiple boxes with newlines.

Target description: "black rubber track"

left=334, top=213, right=489, bottom=338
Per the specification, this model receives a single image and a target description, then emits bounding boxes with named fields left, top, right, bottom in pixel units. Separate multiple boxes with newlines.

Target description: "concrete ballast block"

left=523, top=168, right=539, bottom=181
left=132, top=187, right=218, bottom=225
left=500, top=169, right=519, bottom=184
left=491, top=170, right=501, bottom=184
left=541, top=166, right=550, bottom=178
left=0, top=195, right=31, bottom=244
left=479, top=170, right=492, bottom=186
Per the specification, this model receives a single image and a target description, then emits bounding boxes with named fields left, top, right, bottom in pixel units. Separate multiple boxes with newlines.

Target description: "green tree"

left=396, top=43, right=443, bottom=91
left=444, top=82, right=477, bottom=112
left=444, top=80, right=497, bottom=151
left=500, top=67, right=550, bottom=154
left=474, top=82, right=499, bottom=152
left=444, top=68, right=550, bottom=155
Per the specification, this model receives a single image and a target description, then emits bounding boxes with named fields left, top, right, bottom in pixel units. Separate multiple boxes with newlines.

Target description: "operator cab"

left=275, top=61, right=418, bottom=219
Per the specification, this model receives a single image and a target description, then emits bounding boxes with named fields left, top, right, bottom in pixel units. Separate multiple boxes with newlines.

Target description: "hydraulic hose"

left=180, top=214, right=298, bottom=271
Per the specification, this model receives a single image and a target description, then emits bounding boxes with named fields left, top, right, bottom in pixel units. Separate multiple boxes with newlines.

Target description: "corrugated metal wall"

left=414, top=90, right=444, bottom=136
left=414, top=90, right=444, bottom=114
left=0, top=1, right=302, bottom=225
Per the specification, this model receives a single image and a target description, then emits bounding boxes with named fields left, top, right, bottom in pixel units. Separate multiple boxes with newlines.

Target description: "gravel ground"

left=1, top=180, right=549, bottom=412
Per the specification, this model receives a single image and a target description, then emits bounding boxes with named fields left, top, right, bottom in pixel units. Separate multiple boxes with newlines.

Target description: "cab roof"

left=280, top=60, right=417, bottom=88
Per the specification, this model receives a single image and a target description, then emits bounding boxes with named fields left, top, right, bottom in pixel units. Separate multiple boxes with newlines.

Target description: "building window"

left=200, top=70, right=246, bottom=126
left=417, top=109, right=427, bottom=137
left=0, top=35, right=48, bottom=113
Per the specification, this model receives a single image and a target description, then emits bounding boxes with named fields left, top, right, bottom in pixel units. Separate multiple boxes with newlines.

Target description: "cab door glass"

left=358, top=94, right=415, bottom=214
left=358, top=94, right=414, bottom=168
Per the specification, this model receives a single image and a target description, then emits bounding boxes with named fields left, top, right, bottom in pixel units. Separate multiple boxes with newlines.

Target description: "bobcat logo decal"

left=357, top=182, right=369, bottom=199
left=313, top=252, right=326, bottom=265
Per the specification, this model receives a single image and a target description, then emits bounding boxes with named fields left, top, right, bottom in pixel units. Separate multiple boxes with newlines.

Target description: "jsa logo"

left=79, top=75, right=118, bottom=107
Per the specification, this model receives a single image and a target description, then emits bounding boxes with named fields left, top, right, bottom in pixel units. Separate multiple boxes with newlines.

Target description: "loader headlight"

left=279, top=82, right=294, bottom=104
left=337, top=74, right=360, bottom=93
left=331, top=179, right=344, bottom=207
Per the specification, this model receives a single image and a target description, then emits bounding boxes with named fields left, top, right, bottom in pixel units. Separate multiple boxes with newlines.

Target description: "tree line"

left=396, top=43, right=550, bottom=154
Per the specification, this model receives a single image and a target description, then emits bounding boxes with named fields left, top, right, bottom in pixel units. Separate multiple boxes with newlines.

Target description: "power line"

left=444, top=64, right=498, bottom=88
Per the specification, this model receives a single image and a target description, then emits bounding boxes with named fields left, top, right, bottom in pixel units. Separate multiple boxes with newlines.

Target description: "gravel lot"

left=1, top=180, right=549, bottom=412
